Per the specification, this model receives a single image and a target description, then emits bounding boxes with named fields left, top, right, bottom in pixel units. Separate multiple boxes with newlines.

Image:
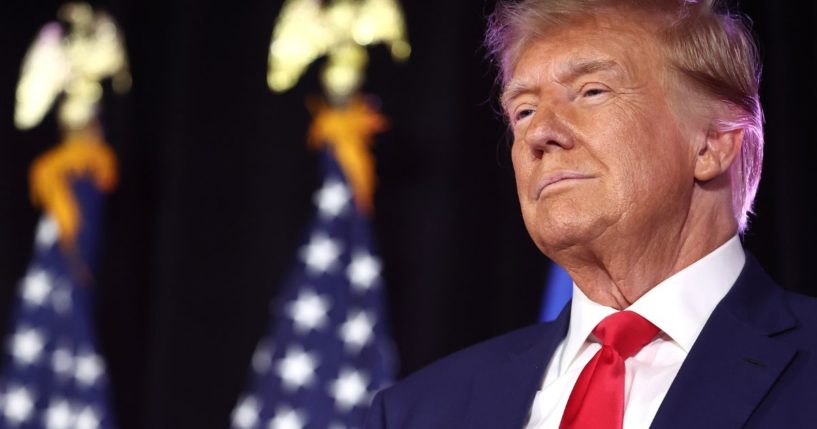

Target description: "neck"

left=552, top=204, right=737, bottom=310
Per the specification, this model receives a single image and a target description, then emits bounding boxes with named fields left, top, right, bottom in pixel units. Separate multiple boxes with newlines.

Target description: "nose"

left=521, top=109, right=575, bottom=159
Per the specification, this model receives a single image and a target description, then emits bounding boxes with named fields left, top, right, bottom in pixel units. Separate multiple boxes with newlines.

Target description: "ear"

left=694, top=127, right=744, bottom=182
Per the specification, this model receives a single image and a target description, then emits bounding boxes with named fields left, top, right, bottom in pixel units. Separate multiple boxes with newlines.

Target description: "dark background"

left=1, top=1, right=814, bottom=428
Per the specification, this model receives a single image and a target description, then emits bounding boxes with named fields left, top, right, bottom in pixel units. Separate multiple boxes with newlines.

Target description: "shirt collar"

left=559, top=235, right=745, bottom=374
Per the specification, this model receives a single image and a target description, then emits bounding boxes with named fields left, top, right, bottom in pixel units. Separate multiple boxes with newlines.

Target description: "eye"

left=513, top=108, right=535, bottom=123
left=580, top=84, right=610, bottom=99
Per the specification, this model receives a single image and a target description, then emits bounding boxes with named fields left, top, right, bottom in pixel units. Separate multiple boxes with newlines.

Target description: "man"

left=365, top=0, right=817, bottom=428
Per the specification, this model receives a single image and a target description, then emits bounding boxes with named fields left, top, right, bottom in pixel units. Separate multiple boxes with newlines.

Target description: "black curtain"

left=1, top=1, right=814, bottom=428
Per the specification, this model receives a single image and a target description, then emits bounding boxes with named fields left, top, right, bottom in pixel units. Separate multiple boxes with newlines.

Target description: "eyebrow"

left=558, top=58, right=621, bottom=83
left=501, top=58, right=622, bottom=110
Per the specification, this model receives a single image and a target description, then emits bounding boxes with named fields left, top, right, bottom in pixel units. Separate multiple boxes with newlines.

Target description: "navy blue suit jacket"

left=366, top=254, right=817, bottom=428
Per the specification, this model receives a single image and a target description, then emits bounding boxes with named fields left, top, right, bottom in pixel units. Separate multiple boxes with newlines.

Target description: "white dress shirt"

left=525, top=236, right=746, bottom=429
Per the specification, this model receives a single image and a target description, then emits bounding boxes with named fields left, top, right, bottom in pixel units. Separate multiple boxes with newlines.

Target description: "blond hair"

left=486, top=0, right=764, bottom=233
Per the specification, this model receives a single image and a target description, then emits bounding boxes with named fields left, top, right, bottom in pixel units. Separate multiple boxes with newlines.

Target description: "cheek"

left=585, top=129, right=661, bottom=210
left=612, top=125, right=693, bottom=200
left=511, top=142, right=541, bottom=230
left=511, top=142, right=530, bottom=191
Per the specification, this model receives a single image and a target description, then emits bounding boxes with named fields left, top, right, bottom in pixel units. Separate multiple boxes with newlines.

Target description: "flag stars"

left=229, top=163, right=393, bottom=427
left=35, top=216, right=60, bottom=249
left=10, top=327, right=45, bottom=366
left=74, top=406, right=101, bottom=429
left=52, top=347, right=74, bottom=377
left=21, top=269, right=52, bottom=306
left=276, top=347, right=319, bottom=392
left=315, top=180, right=351, bottom=218
left=232, top=396, right=260, bottom=429
left=51, top=286, right=73, bottom=314
left=347, top=252, right=381, bottom=292
left=2, top=386, right=35, bottom=424
left=339, top=310, right=375, bottom=353
left=74, top=353, right=105, bottom=387
left=328, top=368, right=369, bottom=412
left=251, top=340, right=274, bottom=375
left=287, top=290, right=331, bottom=334
left=300, top=234, right=342, bottom=275
left=44, top=399, right=73, bottom=429
left=268, top=406, right=307, bottom=429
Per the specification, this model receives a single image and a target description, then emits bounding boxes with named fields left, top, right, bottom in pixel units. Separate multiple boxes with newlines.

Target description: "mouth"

left=535, top=171, right=594, bottom=199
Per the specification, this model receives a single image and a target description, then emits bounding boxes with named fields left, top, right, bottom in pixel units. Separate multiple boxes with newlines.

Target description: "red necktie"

left=559, top=311, right=660, bottom=429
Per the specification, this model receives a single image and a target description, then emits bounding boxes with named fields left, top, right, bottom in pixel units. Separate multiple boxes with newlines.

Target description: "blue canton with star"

left=231, top=150, right=396, bottom=429
left=0, top=180, right=116, bottom=429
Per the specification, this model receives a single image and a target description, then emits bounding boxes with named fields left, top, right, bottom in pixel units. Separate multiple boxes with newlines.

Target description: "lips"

left=534, top=171, right=594, bottom=199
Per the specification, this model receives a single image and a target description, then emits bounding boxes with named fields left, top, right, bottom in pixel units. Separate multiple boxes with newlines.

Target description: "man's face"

left=506, top=14, right=703, bottom=255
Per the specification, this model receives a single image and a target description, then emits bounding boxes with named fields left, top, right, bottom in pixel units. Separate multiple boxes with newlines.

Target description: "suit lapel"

left=651, top=254, right=799, bottom=428
left=461, top=305, right=571, bottom=429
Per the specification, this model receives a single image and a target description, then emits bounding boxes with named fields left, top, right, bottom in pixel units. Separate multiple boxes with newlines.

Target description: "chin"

left=526, top=211, right=608, bottom=255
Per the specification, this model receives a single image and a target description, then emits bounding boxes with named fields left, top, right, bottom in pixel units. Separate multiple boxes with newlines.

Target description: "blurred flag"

left=237, top=1, right=407, bottom=424
left=539, top=264, right=573, bottom=322
left=1, top=3, right=127, bottom=427
left=231, top=149, right=395, bottom=429
left=0, top=180, right=115, bottom=429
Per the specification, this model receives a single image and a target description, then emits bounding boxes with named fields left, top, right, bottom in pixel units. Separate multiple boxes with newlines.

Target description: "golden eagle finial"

left=15, top=2, right=131, bottom=131
left=267, top=0, right=411, bottom=105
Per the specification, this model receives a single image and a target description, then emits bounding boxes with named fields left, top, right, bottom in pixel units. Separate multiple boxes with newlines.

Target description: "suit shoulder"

left=382, top=321, right=557, bottom=399
left=414, top=322, right=552, bottom=378
left=367, top=322, right=561, bottom=428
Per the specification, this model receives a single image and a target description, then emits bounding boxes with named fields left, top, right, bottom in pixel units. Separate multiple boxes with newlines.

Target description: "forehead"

left=504, top=14, right=666, bottom=96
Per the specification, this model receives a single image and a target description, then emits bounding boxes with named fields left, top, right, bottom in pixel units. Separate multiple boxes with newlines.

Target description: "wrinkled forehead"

left=502, top=9, right=668, bottom=85
left=501, top=14, right=668, bottom=105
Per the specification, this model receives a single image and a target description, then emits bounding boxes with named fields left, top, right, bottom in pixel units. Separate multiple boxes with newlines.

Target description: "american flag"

left=231, top=150, right=395, bottom=429
left=539, top=264, right=573, bottom=322
left=0, top=180, right=115, bottom=429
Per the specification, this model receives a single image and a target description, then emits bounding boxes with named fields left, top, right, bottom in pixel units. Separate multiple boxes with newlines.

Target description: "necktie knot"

left=592, top=311, right=659, bottom=359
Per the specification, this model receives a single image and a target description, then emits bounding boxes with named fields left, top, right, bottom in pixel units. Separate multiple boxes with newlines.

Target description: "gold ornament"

left=268, top=0, right=410, bottom=105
